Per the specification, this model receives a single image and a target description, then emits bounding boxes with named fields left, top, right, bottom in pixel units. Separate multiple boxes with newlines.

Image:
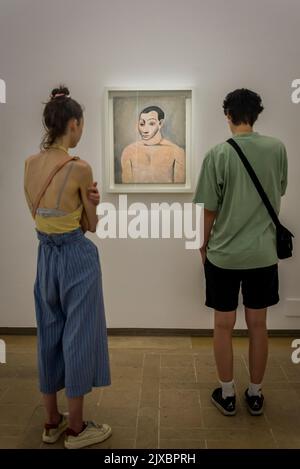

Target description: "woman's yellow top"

left=25, top=145, right=84, bottom=234
left=35, top=204, right=83, bottom=234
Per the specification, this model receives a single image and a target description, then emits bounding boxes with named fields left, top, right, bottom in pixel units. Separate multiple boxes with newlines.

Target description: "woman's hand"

left=87, top=181, right=100, bottom=206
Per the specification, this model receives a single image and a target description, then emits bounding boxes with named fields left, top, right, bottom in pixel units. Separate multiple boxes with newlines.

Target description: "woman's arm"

left=77, top=162, right=98, bottom=233
left=24, top=159, right=35, bottom=219
left=87, top=182, right=100, bottom=205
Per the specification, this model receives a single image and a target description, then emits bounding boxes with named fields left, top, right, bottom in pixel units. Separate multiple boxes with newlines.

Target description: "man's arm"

left=200, top=208, right=218, bottom=263
left=193, top=150, right=222, bottom=263
left=280, top=144, right=288, bottom=196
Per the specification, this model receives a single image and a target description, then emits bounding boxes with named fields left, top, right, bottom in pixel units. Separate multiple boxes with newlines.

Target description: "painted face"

left=138, top=111, right=162, bottom=140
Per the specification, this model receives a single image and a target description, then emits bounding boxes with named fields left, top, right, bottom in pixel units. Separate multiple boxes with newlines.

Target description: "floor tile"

left=206, top=438, right=277, bottom=449
left=136, top=407, right=159, bottom=449
left=108, top=336, right=192, bottom=350
left=160, top=407, right=203, bottom=428
left=160, top=367, right=197, bottom=384
left=1, top=335, right=300, bottom=449
left=96, top=406, right=138, bottom=428
left=160, top=354, right=195, bottom=368
left=140, top=378, right=159, bottom=407
left=101, top=388, right=140, bottom=408
left=0, top=404, right=34, bottom=426
left=160, top=389, right=200, bottom=409
left=0, top=437, right=22, bottom=449
left=202, top=406, right=269, bottom=429
left=160, top=439, right=206, bottom=449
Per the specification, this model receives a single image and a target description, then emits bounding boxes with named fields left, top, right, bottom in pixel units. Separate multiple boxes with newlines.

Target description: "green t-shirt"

left=193, top=132, right=288, bottom=269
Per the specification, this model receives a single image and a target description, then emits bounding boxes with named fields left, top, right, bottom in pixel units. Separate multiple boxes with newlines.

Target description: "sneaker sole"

left=42, top=414, right=69, bottom=443
left=245, top=396, right=264, bottom=416
left=42, top=422, right=68, bottom=444
left=245, top=404, right=264, bottom=416
left=211, top=396, right=236, bottom=416
left=64, top=427, right=112, bottom=449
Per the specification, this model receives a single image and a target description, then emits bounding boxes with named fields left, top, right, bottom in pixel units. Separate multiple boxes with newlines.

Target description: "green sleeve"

left=193, top=150, right=222, bottom=210
left=280, top=144, right=288, bottom=196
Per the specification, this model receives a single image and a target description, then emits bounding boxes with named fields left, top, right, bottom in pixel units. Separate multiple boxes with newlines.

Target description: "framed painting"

left=104, top=88, right=193, bottom=193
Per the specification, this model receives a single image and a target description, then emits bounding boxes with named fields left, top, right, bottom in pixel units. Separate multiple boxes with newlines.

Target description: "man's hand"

left=199, top=245, right=207, bottom=265
left=87, top=182, right=100, bottom=206
left=199, top=209, right=217, bottom=265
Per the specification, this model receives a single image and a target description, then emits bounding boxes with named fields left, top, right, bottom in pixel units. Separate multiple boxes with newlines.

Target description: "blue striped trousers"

left=33, top=227, right=111, bottom=398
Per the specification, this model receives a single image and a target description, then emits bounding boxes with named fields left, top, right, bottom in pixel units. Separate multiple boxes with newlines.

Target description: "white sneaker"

left=42, top=413, right=69, bottom=444
left=64, top=421, right=112, bottom=449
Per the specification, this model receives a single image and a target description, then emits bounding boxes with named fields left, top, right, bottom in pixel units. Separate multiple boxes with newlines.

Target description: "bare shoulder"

left=25, top=152, right=42, bottom=165
left=162, top=139, right=184, bottom=150
left=121, top=142, right=137, bottom=160
left=72, top=157, right=93, bottom=182
left=73, top=157, right=91, bottom=169
left=162, top=139, right=185, bottom=157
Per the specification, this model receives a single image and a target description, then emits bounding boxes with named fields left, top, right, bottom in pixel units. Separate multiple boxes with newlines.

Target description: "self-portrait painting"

left=105, top=89, right=192, bottom=193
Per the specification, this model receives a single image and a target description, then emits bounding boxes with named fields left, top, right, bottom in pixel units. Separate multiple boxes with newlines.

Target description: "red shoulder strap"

left=31, top=156, right=79, bottom=218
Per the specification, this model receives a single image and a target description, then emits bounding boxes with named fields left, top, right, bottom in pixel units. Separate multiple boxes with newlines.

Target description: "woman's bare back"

left=24, top=149, right=90, bottom=213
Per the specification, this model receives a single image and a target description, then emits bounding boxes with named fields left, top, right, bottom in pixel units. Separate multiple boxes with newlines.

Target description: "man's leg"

left=243, top=307, right=268, bottom=415
left=211, top=309, right=237, bottom=415
left=204, top=258, right=240, bottom=415
left=241, top=262, right=278, bottom=402
left=213, top=309, right=237, bottom=382
left=245, top=307, right=268, bottom=384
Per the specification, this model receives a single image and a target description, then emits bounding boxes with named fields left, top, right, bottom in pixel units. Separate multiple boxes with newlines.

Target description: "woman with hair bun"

left=24, top=85, right=112, bottom=449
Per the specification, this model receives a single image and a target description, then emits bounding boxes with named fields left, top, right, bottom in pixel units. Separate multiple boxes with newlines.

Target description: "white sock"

left=248, top=382, right=262, bottom=397
left=220, top=379, right=235, bottom=399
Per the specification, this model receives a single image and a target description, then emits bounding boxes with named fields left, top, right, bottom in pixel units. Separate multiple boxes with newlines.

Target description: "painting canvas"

left=105, top=89, right=193, bottom=193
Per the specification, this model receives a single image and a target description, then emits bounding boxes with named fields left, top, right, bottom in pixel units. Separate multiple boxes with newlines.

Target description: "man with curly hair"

left=193, top=88, right=288, bottom=416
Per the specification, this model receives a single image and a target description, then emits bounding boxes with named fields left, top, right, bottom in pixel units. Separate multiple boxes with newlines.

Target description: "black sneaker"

left=245, top=388, right=264, bottom=415
left=211, top=387, right=236, bottom=416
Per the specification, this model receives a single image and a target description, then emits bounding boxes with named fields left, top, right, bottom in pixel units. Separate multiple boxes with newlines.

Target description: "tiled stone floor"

left=0, top=335, right=300, bottom=449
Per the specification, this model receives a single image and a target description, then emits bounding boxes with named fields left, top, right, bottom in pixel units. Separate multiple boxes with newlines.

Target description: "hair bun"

left=50, top=86, right=70, bottom=100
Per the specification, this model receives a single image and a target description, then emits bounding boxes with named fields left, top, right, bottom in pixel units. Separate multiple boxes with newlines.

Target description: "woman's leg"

left=34, top=240, right=66, bottom=413
left=43, top=393, right=61, bottom=425
left=59, top=236, right=110, bottom=441
left=67, top=396, right=84, bottom=433
left=213, top=309, right=237, bottom=381
left=61, top=238, right=110, bottom=403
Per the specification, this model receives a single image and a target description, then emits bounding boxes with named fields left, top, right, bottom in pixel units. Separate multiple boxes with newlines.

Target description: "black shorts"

left=204, top=258, right=279, bottom=312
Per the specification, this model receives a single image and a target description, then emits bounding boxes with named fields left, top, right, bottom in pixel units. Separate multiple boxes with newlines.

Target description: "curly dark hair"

left=41, top=85, right=83, bottom=150
left=223, top=88, right=264, bottom=126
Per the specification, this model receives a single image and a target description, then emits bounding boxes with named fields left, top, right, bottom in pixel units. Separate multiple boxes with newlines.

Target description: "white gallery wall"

left=0, top=0, right=299, bottom=329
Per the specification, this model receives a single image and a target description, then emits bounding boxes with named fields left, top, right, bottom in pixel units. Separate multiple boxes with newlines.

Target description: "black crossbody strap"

left=227, top=138, right=281, bottom=229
